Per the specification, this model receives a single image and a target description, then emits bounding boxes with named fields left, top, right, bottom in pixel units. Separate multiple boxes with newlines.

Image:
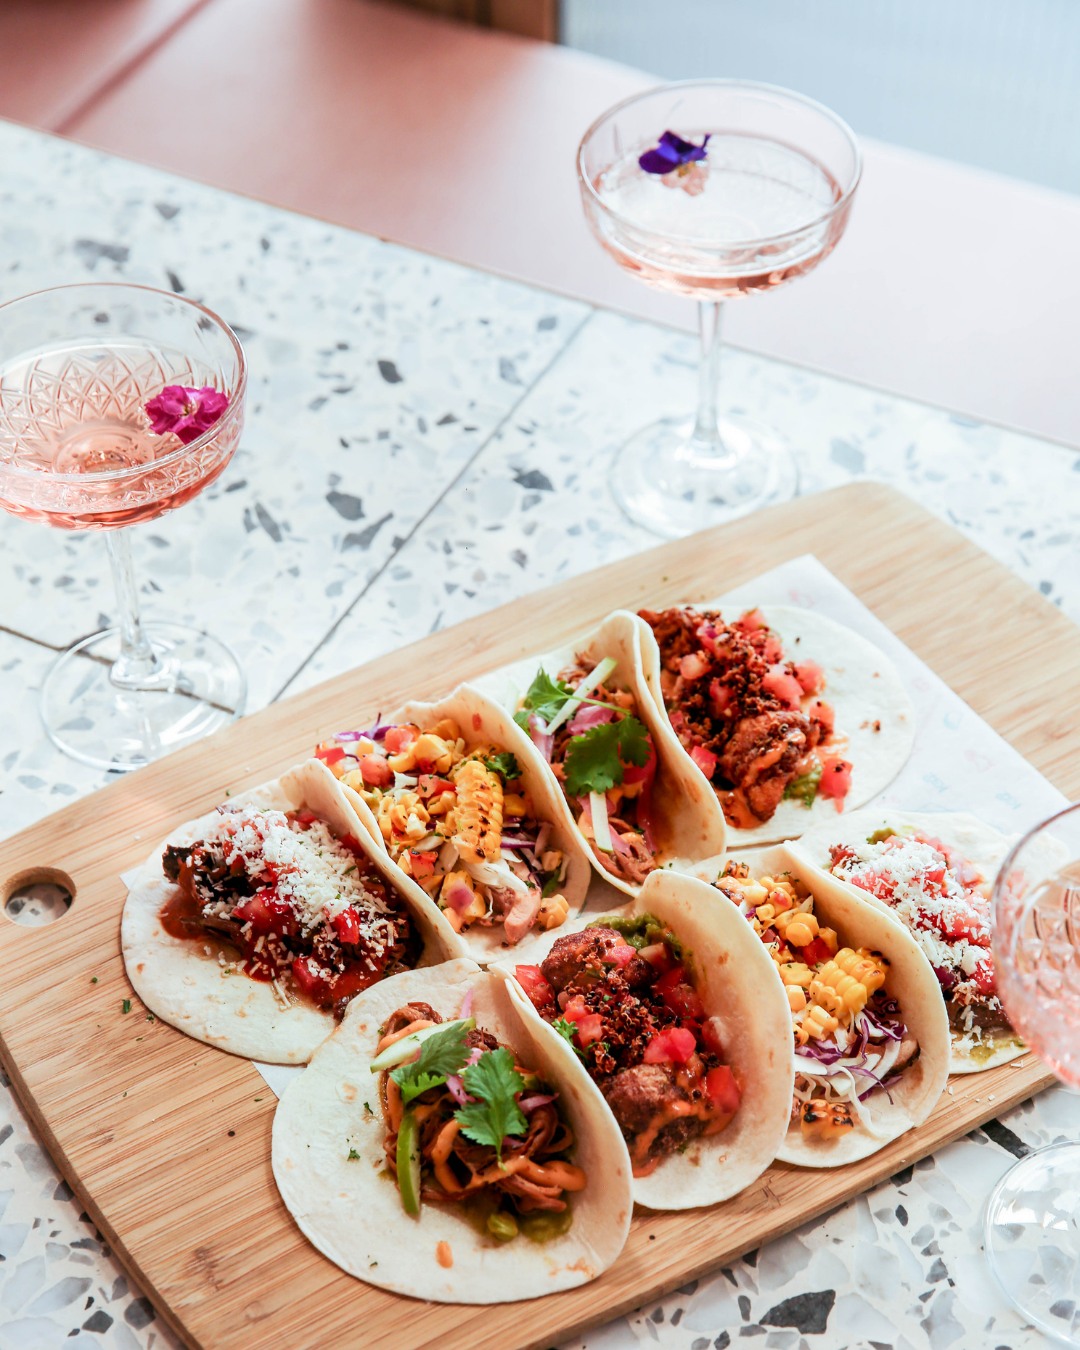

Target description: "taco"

left=505, top=870, right=793, bottom=1208
left=313, top=686, right=592, bottom=961
left=715, top=846, right=949, bottom=1166
left=122, top=759, right=465, bottom=1064
left=636, top=603, right=914, bottom=847
left=474, top=611, right=727, bottom=897
left=271, top=959, right=633, bottom=1303
left=785, top=809, right=1023, bottom=1072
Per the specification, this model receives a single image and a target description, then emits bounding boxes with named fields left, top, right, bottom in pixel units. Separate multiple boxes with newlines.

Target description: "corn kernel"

left=787, top=986, right=807, bottom=1012
left=537, top=894, right=569, bottom=929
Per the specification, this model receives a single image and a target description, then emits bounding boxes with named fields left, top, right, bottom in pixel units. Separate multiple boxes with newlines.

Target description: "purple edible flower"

left=639, top=130, right=711, bottom=175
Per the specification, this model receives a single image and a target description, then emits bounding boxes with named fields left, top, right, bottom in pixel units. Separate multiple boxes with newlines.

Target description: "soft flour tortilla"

left=122, top=759, right=466, bottom=1064
left=736, top=844, right=950, bottom=1167
left=472, top=610, right=727, bottom=897
left=341, top=685, right=593, bottom=965
left=502, top=870, right=794, bottom=1210
left=785, top=809, right=1023, bottom=1073
left=271, top=959, right=633, bottom=1303
left=637, top=604, right=916, bottom=848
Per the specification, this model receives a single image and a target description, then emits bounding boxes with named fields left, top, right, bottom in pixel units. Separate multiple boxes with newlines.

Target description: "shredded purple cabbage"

left=334, top=716, right=392, bottom=743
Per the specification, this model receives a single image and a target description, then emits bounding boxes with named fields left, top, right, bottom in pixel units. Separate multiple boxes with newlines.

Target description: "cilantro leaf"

left=563, top=716, right=651, bottom=797
left=551, top=1016, right=587, bottom=1060
left=483, top=751, right=521, bottom=782
left=513, top=709, right=532, bottom=732
left=518, top=668, right=575, bottom=726
left=390, top=1021, right=471, bottom=1107
left=454, top=1048, right=527, bottom=1158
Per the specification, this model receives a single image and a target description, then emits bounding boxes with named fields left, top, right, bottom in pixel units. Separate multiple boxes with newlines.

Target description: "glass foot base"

left=984, top=1140, right=1080, bottom=1346
left=610, top=411, right=799, bottom=538
left=41, top=622, right=247, bottom=772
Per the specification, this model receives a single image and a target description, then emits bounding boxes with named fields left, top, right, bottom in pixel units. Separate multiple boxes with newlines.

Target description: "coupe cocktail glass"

left=578, top=80, right=861, bottom=537
left=985, top=801, right=1080, bottom=1346
left=0, top=283, right=248, bottom=772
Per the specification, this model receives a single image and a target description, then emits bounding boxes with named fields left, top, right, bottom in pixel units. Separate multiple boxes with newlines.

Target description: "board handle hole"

left=2, top=868, right=75, bottom=926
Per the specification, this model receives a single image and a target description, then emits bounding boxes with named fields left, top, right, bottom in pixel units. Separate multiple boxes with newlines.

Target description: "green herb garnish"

left=121, top=999, right=132, bottom=1014
left=456, top=1048, right=527, bottom=1161
left=483, top=751, right=521, bottom=782
left=517, top=668, right=576, bottom=725
left=347, top=1148, right=361, bottom=1161
left=389, top=1020, right=472, bottom=1107
left=563, top=717, right=650, bottom=796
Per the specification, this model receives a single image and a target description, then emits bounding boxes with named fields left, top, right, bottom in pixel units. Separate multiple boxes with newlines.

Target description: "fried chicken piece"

left=718, top=710, right=815, bottom=821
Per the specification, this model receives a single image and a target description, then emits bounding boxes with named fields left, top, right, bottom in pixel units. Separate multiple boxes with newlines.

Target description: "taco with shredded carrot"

left=271, top=960, right=633, bottom=1303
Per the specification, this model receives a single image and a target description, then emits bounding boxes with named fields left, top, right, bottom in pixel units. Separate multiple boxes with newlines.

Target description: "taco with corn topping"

left=637, top=604, right=914, bottom=848
left=474, top=611, right=727, bottom=897
left=122, top=759, right=465, bottom=1063
left=314, top=686, right=592, bottom=962
left=785, top=809, right=1023, bottom=1072
left=505, top=870, right=793, bottom=1208
left=271, top=959, right=633, bottom=1303
left=715, top=845, right=949, bottom=1166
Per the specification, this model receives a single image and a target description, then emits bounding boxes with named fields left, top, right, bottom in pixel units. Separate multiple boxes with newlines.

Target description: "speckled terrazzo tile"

left=0, top=631, right=112, bottom=838
left=287, top=308, right=1080, bottom=695
left=0, top=121, right=587, bottom=708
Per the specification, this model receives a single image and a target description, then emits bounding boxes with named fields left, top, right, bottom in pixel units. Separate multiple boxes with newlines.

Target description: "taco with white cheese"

left=122, top=759, right=464, bottom=1063
left=785, top=809, right=1023, bottom=1071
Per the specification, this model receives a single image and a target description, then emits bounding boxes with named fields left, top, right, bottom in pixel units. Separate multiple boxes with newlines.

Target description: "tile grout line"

left=269, top=309, right=598, bottom=703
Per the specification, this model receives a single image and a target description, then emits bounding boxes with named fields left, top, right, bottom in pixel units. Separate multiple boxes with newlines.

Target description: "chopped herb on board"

left=121, top=999, right=132, bottom=1014
left=146, top=1012, right=156, bottom=1023
left=90, top=976, right=98, bottom=984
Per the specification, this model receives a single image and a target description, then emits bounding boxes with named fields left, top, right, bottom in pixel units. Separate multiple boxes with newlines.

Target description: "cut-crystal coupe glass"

left=985, top=800, right=1080, bottom=1346
left=0, top=283, right=248, bottom=772
left=578, top=80, right=861, bottom=537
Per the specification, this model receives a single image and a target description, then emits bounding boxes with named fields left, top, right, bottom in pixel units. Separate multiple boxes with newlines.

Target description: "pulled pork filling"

left=638, top=606, right=850, bottom=827
left=160, top=805, right=418, bottom=1017
left=377, top=1003, right=585, bottom=1241
left=516, top=921, right=740, bottom=1175
left=827, top=830, right=1016, bottom=1058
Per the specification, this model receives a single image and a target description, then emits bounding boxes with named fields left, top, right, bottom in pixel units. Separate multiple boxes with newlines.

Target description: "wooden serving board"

left=0, top=482, right=1073, bottom=1350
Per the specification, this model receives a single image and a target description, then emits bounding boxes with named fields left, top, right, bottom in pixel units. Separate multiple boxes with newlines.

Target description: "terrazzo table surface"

left=1, top=118, right=1078, bottom=1350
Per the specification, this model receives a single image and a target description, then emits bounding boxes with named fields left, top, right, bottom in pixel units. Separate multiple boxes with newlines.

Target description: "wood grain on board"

left=0, top=482, right=1073, bottom=1350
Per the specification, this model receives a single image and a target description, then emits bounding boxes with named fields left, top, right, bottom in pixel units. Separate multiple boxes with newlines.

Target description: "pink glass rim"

left=991, top=798, right=1080, bottom=919
left=0, top=281, right=248, bottom=485
left=577, top=78, right=863, bottom=251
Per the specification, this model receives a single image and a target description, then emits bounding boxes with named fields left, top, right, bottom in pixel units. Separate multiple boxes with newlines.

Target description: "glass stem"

left=105, top=530, right=162, bottom=687
left=691, top=299, right=725, bottom=447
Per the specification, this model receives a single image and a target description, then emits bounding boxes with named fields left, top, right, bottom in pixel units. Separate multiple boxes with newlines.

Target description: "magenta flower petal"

left=144, top=384, right=230, bottom=444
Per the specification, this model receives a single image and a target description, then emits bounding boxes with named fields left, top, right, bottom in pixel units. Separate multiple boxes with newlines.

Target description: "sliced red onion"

left=518, top=1093, right=557, bottom=1114
left=567, top=703, right=615, bottom=736
left=445, top=1074, right=469, bottom=1106
left=527, top=714, right=553, bottom=762
left=459, top=988, right=474, bottom=1020
left=464, top=1046, right=483, bottom=1067
left=335, top=717, right=391, bottom=742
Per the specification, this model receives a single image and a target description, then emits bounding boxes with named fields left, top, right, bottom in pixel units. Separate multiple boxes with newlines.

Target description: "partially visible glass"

left=578, top=80, right=861, bottom=537
left=985, top=801, right=1080, bottom=1346
left=0, top=283, right=248, bottom=772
